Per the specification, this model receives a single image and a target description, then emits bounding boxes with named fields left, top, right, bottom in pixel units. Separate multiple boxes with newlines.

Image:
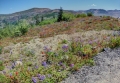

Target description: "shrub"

left=0, top=74, right=9, bottom=83
left=0, top=60, right=5, bottom=71
left=19, top=26, right=28, bottom=35
left=40, top=18, right=57, bottom=26
left=76, top=13, right=87, bottom=18
left=61, top=39, right=68, bottom=44
left=14, top=30, right=22, bottom=37
left=87, top=12, right=93, bottom=17
left=62, top=12, right=75, bottom=22
left=109, top=37, right=120, bottom=48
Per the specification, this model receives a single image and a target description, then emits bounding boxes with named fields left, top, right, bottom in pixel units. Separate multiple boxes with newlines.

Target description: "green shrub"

left=19, top=26, right=28, bottom=35
left=109, top=37, right=120, bottom=48
left=61, top=39, right=68, bottom=44
left=62, top=12, right=75, bottom=22
left=76, top=13, right=87, bottom=18
left=87, top=12, right=93, bottom=17
left=14, top=30, right=22, bottom=37
left=40, top=18, right=57, bottom=26
left=81, top=44, right=92, bottom=56
left=0, top=60, right=5, bottom=71
left=0, top=74, right=10, bottom=83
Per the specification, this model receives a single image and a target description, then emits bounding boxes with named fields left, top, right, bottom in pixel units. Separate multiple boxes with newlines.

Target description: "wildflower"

left=89, top=41, right=93, bottom=45
left=42, top=61, right=47, bottom=67
left=11, top=64, right=15, bottom=69
left=35, top=65, right=38, bottom=69
left=38, top=74, right=46, bottom=81
left=70, top=64, right=74, bottom=68
left=93, top=39, right=98, bottom=43
left=11, top=62, right=15, bottom=69
left=58, top=61, right=63, bottom=66
left=32, top=77, right=37, bottom=83
left=62, top=44, right=68, bottom=50
left=37, top=74, right=41, bottom=77
left=2, top=71, right=6, bottom=75
left=43, top=46, right=51, bottom=52
left=15, top=71, right=18, bottom=76
left=9, top=73, right=13, bottom=79
left=41, top=51, right=45, bottom=54
left=64, top=55, right=69, bottom=60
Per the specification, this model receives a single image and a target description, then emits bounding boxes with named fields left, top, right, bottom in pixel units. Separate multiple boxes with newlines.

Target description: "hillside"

left=0, top=8, right=120, bottom=28
left=0, top=8, right=58, bottom=28
left=0, top=14, right=120, bottom=83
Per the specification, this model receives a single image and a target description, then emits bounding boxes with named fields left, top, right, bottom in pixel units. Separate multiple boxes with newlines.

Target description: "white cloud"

left=91, top=4, right=96, bottom=6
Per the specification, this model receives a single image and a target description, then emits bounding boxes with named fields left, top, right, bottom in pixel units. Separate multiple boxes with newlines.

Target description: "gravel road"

left=61, top=47, right=120, bottom=83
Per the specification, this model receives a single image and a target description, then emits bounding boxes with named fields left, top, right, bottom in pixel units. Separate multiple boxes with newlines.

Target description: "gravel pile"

left=61, top=47, right=120, bottom=83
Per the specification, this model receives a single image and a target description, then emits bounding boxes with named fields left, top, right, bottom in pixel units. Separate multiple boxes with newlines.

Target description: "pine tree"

left=41, top=16, right=44, bottom=22
left=57, top=7, right=63, bottom=22
left=34, top=14, right=40, bottom=25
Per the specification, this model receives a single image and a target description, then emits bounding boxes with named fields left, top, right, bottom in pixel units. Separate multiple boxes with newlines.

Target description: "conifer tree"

left=57, top=7, right=63, bottom=22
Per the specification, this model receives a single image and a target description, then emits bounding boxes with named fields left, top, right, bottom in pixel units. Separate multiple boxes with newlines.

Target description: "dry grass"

left=0, top=16, right=120, bottom=47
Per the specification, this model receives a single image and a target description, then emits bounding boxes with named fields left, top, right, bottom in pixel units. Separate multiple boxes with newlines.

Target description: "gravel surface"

left=61, top=47, right=120, bottom=83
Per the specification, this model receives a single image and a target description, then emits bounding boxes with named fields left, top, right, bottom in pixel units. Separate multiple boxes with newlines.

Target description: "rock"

left=103, top=47, right=111, bottom=52
left=61, top=47, right=120, bottom=83
left=15, top=61, right=23, bottom=67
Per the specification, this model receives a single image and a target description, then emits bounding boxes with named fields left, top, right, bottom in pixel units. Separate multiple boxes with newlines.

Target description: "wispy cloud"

left=91, top=4, right=96, bottom=6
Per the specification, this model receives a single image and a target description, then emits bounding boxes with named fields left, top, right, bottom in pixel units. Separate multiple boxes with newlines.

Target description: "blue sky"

left=0, top=0, right=120, bottom=14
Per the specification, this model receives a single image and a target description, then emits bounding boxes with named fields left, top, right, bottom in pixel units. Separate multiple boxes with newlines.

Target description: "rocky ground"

left=0, top=30, right=120, bottom=83
left=61, top=47, right=120, bottom=83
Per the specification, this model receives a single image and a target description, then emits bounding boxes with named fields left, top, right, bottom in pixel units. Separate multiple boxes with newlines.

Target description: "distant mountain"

left=0, top=8, right=58, bottom=28
left=84, top=9, right=120, bottom=17
left=0, top=8, right=120, bottom=28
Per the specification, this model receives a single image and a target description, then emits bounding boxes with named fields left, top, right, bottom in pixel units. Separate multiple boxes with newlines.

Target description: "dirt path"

left=61, top=47, right=120, bottom=83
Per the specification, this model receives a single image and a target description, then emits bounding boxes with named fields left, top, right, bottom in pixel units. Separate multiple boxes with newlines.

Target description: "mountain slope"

left=0, top=8, right=120, bottom=28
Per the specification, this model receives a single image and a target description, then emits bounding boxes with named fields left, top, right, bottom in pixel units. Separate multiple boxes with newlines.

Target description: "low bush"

left=62, top=12, right=75, bottom=22
left=19, top=27, right=28, bottom=35
left=109, top=37, right=120, bottom=48
left=76, top=13, right=87, bottom=18
left=87, top=12, right=93, bottom=17
left=0, top=60, right=5, bottom=71
left=39, top=18, right=57, bottom=26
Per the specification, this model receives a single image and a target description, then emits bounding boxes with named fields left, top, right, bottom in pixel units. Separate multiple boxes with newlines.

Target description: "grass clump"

left=109, top=37, right=120, bottom=48
left=0, top=60, right=5, bottom=71
left=19, top=26, right=28, bottom=35
left=61, top=39, right=68, bottom=44
left=23, top=49, right=35, bottom=57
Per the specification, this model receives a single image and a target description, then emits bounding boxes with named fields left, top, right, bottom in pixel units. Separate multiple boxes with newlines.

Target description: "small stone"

left=103, top=47, right=111, bottom=52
